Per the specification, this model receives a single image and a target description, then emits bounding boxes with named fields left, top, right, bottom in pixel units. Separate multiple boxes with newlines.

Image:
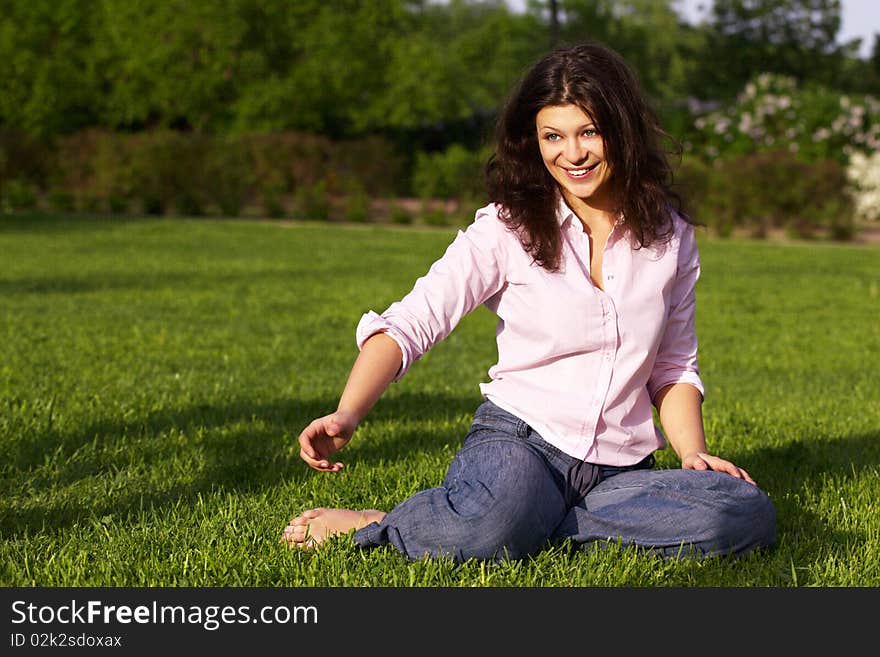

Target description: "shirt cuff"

left=355, top=311, right=413, bottom=382
left=647, top=372, right=705, bottom=402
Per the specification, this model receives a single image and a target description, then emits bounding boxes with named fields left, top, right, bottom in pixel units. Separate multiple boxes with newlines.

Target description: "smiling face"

left=536, top=103, right=614, bottom=213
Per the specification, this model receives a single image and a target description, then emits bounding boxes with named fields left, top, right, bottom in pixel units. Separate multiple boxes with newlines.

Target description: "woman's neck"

left=562, top=189, right=616, bottom=235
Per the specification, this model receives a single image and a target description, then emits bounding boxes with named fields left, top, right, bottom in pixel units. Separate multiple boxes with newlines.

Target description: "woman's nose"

left=564, top=138, right=587, bottom=164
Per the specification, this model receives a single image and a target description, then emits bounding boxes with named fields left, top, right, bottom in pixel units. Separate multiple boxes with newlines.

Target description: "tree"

left=97, top=0, right=247, bottom=132
left=695, top=0, right=858, bottom=99
left=0, top=0, right=106, bottom=136
left=354, top=1, right=544, bottom=146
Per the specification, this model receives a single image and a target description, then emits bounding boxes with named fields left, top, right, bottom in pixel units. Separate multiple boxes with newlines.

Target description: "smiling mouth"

left=564, top=162, right=599, bottom=178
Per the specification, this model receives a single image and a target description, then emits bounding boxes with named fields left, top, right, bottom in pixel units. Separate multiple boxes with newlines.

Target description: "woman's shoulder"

left=669, top=208, right=696, bottom=240
left=628, top=208, right=697, bottom=264
left=658, top=208, right=699, bottom=257
left=452, top=202, right=528, bottom=269
left=463, top=202, right=520, bottom=242
left=471, top=201, right=507, bottom=226
left=667, top=209, right=700, bottom=267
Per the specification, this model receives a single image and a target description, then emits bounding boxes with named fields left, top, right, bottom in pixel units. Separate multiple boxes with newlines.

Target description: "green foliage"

left=204, top=137, right=255, bottom=218
left=0, top=179, right=38, bottom=212
left=294, top=181, right=330, bottom=221
left=388, top=200, right=413, bottom=225
left=1, top=129, right=408, bottom=220
left=1, top=0, right=878, bottom=142
left=343, top=183, right=372, bottom=223
left=677, top=150, right=853, bottom=239
left=124, top=131, right=213, bottom=216
left=1, top=216, right=878, bottom=586
left=261, top=189, right=286, bottom=219
left=0, top=130, right=51, bottom=192
left=692, top=0, right=864, bottom=100
left=1, top=0, right=878, bottom=241
left=47, top=190, right=75, bottom=214
left=98, top=0, right=245, bottom=131
left=560, top=0, right=704, bottom=112
left=419, top=199, right=451, bottom=227
left=0, top=0, right=106, bottom=136
left=412, top=143, right=490, bottom=201
left=358, top=1, right=544, bottom=134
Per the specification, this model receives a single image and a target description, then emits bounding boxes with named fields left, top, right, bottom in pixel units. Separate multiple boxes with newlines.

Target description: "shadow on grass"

left=0, top=268, right=308, bottom=297
left=743, top=430, right=880, bottom=560
left=0, top=213, right=142, bottom=234
left=0, top=391, right=480, bottom=537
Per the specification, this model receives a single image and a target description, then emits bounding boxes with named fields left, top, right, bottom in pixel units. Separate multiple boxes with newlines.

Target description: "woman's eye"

left=583, top=129, right=596, bottom=137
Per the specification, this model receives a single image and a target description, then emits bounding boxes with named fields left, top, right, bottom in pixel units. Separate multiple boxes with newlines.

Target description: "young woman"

left=281, top=42, right=776, bottom=562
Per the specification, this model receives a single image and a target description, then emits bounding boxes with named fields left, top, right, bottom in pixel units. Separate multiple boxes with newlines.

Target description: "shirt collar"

left=555, top=194, right=625, bottom=230
left=556, top=195, right=576, bottom=227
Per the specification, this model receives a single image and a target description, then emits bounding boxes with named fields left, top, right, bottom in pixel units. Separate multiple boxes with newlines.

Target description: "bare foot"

left=280, top=508, right=386, bottom=548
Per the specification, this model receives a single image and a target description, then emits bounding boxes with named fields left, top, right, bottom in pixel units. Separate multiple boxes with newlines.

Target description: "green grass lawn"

left=1, top=214, right=878, bottom=586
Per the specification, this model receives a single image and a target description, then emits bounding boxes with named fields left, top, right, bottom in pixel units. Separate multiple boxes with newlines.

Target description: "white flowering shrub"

left=847, top=151, right=880, bottom=222
left=689, top=73, right=880, bottom=164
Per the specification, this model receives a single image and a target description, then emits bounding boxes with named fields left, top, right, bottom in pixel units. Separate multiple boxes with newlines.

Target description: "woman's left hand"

left=681, top=452, right=756, bottom=485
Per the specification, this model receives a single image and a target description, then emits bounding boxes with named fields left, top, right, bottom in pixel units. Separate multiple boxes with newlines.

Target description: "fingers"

left=297, top=418, right=328, bottom=461
left=713, top=458, right=755, bottom=484
left=297, top=417, right=345, bottom=470
left=685, top=453, right=757, bottom=485
left=299, top=448, right=344, bottom=473
left=737, top=466, right=756, bottom=485
left=295, top=413, right=357, bottom=472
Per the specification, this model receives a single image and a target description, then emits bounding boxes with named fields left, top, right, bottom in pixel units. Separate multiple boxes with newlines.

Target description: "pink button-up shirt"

left=356, top=198, right=704, bottom=466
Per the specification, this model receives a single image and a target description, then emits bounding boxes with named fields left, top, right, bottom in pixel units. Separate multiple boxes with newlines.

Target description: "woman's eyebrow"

left=537, top=123, right=595, bottom=131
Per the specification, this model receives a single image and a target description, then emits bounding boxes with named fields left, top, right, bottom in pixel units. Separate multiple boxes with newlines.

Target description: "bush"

left=412, top=143, right=489, bottom=200
left=107, top=195, right=128, bottom=214
left=128, top=131, right=216, bottom=217
left=0, top=129, right=413, bottom=220
left=343, top=182, right=371, bottom=223
left=205, top=137, right=254, bottom=217
left=688, top=73, right=880, bottom=165
left=326, top=136, right=405, bottom=198
left=0, top=131, right=50, bottom=194
left=674, top=156, right=735, bottom=237
left=294, top=181, right=330, bottom=221
left=847, top=151, right=880, bottom=223
left=48, top=190, right=75, bottom=213
left=52, top=130, right=133, bottom=215
left=676, top=151, right=854, bottom=239
left=388, top=200, right=413, bottom=225
left=420, top=199, right=449, bottom=227
left=1, top=179, right=39, bottom=213
left=261, top=189, right=286, bottom=219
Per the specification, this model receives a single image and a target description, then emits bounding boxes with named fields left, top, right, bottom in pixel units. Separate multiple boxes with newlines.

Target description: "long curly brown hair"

left=485, top=41, right=689, bottom=271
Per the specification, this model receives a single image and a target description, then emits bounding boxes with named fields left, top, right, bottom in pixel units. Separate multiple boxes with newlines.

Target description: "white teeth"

left=566, top=163, right=597, bottom=177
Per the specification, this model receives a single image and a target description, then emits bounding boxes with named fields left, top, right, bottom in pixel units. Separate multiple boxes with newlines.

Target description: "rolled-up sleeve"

left=647, top=222, right=705, bottom=401
left=356, top=207, right=507, bottom=381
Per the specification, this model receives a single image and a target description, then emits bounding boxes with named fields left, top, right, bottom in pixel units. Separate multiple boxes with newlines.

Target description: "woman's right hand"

left=297, top=411, right=357, bottom=472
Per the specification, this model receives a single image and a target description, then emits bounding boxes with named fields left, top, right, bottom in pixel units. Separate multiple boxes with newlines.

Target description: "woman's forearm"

left=654, top=382, right=707, bottom=460
left=336, top=332, right=403, bottom=423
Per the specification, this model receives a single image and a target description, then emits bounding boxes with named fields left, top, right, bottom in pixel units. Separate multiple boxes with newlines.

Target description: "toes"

left=288, top=508, right=324, bottom=526
left=280, top=521, right=321, bottom=549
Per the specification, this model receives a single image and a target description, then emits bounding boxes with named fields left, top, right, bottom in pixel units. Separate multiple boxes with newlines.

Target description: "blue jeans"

left=354, top=400, right=777, bottom=562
